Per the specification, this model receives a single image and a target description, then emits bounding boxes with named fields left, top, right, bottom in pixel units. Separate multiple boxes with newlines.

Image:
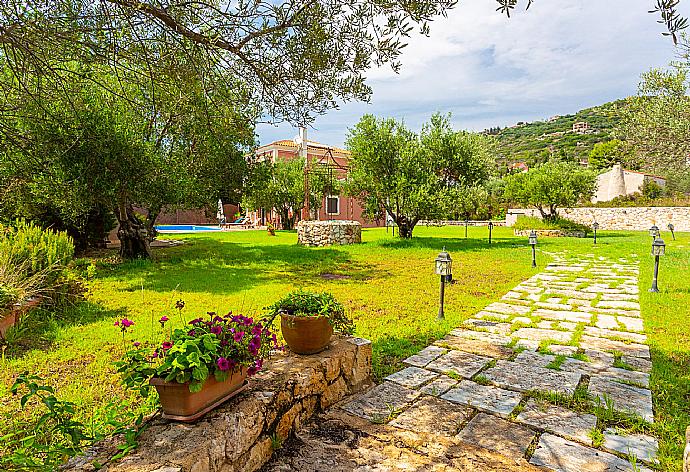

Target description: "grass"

left=0, top=225, right=688, bottom=469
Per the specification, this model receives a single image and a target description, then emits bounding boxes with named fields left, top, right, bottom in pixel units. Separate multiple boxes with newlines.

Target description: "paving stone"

left=502, top=291, right=523, bottom=300
left=483, top=302, right=531, bottom=315
left=341, top=381, right=421, bottom=421
left=621, top=355, right=652, bottom=373
left=595, top=314, right=620, bottom=330
left=599, top=367, right=650, bottom=388
left=549, top=282, right=581, bottom=289
left=546, top=297, right=567, bottom=304
left=583, top=326, right=647, bottom=344
left=535, top=302, right=575, bottom=311
left=568, top=298, right=593, bottom=307
left=456, top=413, right=536, bottom=461
left=516, top=399, right=597, bottom=445
left=434, top=335, right=514, bottom=359
left=583, top=349, right=615, bottom=367
left=548, top=344, right=579, bottom=356
left=513, top=350, right=556, bottom=368
left=530, top=433, right=652, bottom=472
left=603, top=428, right=659, bottom=464
left=546, top=265, right=584, bottom=272
left=385, top=367, right=438, bottom=389
left=547, top=289, right=597, bottom=300
left=580, top=336, right=650, bottom=359
left=513, top=327, right=573, bottom=344
left=618, top=316, right=644, bottom=333
left=513, top=338, right=541, bottom=351
left=512, top=316, right=533, bottom=325
left=560, top=357, right=609, bottom=376
left=425, top=350, right=492, bottom=378
left=558, top=321, right=578, bottom=331
left=419, top=375, right=458, bottom=396
left=403, top=345, right=447, bottom=368
left=483, top=360, right=581, bottom=396
left=474, top=310, right=511, bottom=321
left=537, top=320, right=554, bottom=329
left=579, top=305, right=642, bottom=317
left=463, top=319, right=512, bottom=335
left=588, top=376, right=654, bottom=423
left=600, top=293, right=638, bottom=301
left=441, top=381, right=521, bottom=418
left=448, top=329, right=512, bottom=346
left=596, top=300, right=641, bottom=311
left=534, top=308, right=591, bottom=323
left=389, top=395, right=473, bottom=436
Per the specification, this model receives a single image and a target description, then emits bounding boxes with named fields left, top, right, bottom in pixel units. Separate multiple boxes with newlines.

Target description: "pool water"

left=155, top=225, right=221, bottom=233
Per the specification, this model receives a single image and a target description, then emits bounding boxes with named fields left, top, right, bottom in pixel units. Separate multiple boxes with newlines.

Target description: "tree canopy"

left=345, top=113, right=495, bottom=238
left=588, top=139, right=627, bottom=170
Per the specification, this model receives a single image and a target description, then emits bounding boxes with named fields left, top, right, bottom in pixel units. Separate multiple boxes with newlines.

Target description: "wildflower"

left=233, top=330, right=245, bottom=342
left=189, top=318, right=203, bottom=325
left=133, top=341, right=141, bottom=348
left=162, top=341, right=173, bottom=350
left=116, top=318, right=134, bottom=333
left=248, top=335, right=261, bottom=356
left=210, top=325, right=223, bottom=335
left=220, top=339, right=229, bottom=347
left=152, top=350, right=159, bottom=359
left=188, top=329, right=197, bottom=336
left=216, top=357, right=230, bottom=371
left=175, top=300, right=185, bottom=310
left=252, top=325, right=262, bottom=336
left=159, top=315, right=169, bottom=327
left=213, top=316, right=224, bottom=323
left=114, top=320, right=119, bottom=326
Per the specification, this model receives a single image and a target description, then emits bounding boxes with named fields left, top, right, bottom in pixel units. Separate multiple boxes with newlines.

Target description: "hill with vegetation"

left=489, top=100, right=624, bottom=171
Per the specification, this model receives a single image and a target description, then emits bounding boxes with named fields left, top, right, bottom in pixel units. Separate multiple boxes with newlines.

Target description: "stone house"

left=592, top=164, right=666, bottom=203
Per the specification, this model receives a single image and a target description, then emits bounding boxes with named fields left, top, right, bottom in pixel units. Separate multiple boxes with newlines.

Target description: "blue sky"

left=256, top=1, right=687, bottom=147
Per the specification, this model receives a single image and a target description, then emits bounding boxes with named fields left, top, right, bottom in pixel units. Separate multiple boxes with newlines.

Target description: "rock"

left=603, top=428, right=658, bottom=464
left=516, top=399, right=597, bottom=445
left=588, top=376, right=654, bottom=423
left=441, top=381, right=522, bottom=418
left=419, top=375, right=458, bottom=396
left=434, top=335, right=514, bottom=359
left=456, top=413, right=536, bottom=461
left=340, top=381, right=420, bottom=422
left=403, top=345, right=447, bottom=368
left=580, top=336, right=650, bottom=359
left=425, top=350, right=492, bottom=378
left=390, top=396, right=473, bottom=436
left=384, top=366, right=438, bottom=388
left=513, top=327, right=573, bottom=343
left=483, top=360, right=581, bottom=396
left=296, top=220, right=362, bottom=247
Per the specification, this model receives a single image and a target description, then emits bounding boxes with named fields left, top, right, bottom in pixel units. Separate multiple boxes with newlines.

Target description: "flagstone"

left=474, top=311, right=511, bottom=321
left=602, top=428, right=659, bottom=464
left=534, top=308, right=591, bottom=323
left=621, top=355, right=652, bottom=373
left=403, top=345, right=447, bottom=368
left=599, top=367, right=650, bottom=388
left=516, top=399, right=597, bottom=445
left=530, top=433, right=652, bottom=472
left=579, top=336, right=650, bottom=359
left=588, top=376, right=654, bottom=423
left=513, top=350, right=555, bottom=368
left=341, top=381, right=421, bottom=421
left=547, top=344, right=578, bottom=356
left=511, top=316, right=533, bottom=325
left=578, top=305, right=642, bottom=318
left=567, top=298, right=593, bottom=307
left=560, top=357, right=609, bottom=376
left=594, top=314, right=620, bottom=330
left=483, top=360, right=581, bottom=396
left=483, top=302, right=531, bottom=315
left=385, top=367, right=438, bottom=389
left=389, top=396, right=473, bottom=436
left=441, top=381, right=522, bottom=418
left=583, top=326, right=647, bottom=344
left=618, top=316, right=644, bottom=332
left=456, top=413, right=536, bottom=461
left=600, top=293, right=639, bottom=301
left=596, top=300, right=641, bottom=310
left=419, top=375, right=458, bottom=396
left=583, top=349, right=615, bottom=366
left=463, top=319, right=512, bottom=335
left=537, top=320, right=554, bottom=329
left=434, top=335, right=514, bottom=359
left=513, top=327, right=573, bottom=344
left=546, top=289, right=597, bottom=299
left=558, top=321, right=578, bottom=331
left=535, top=302, right=574, bottom=311
left=513, top=338, right=541, bottom=351
left=448, top=329, right=512, bottom=346
left=425, top=350, right=492, bottom=378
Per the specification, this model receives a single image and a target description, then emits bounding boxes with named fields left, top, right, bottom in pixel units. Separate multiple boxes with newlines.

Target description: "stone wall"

left=65, top=337, right=372, bottom=472
left=418, top=220, right=507, bottom=227
left=297, top=220, right=362, bottom=247
left=506, top=207, right=690, bottom=232
left=513, top=229, right=586, bottom=238
left=684, top=426, right=690, bottom=472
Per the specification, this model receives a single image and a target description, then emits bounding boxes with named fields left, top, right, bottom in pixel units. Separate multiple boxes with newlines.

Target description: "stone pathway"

left=341, top=255, right=659, bottom=471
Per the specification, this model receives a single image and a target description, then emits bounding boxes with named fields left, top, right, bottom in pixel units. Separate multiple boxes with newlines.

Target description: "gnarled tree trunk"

left=116, top=202, right=151, bottom=259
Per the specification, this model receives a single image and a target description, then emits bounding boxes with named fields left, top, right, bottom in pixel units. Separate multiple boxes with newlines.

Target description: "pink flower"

left=216, top=357, right=230, bottom=371
left=121, top=318, right=134, bottom=328
left=162, top=342, right=173, bottom=350
left=210, top=325, right=223, bottom=335
left=159, top=316, right=169, bottom=327
left=188, top=329, right=197, bottom=336
left=132, top=341, right=141, bottom=348
left=233, top=331, right=245, bottom=342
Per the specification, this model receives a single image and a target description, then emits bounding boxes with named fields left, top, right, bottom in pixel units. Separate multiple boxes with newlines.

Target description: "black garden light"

left=434, top=247, right=453, bottom=320
left=650, top=238, right=666, bottom=293
left=488, top=221, right=494, bottom=244
left=592, top=222, right=599, bottom=245
left=649, top=225, right=660, bottom=240
left=668, top=223, right=676, bottom=241
left=528, top=230, right=538, bottom=268
left=465, top=219, right=469, bottom=238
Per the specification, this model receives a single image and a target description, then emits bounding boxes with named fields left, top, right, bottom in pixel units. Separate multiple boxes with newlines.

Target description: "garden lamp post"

left=488, top=221, right=494, bottom=244
left=650, top=238, right=666, bottom=293
left=529, top=230, right=538, bottom=268
left=435, top=248, right=453, bottom=320
left=465, top=219, right=469, bottom=238
left=649, top=225, right=660, bottom=240
left=668, top=223, right=675, bottom=241
left=592, top=222, right=599, bottom=245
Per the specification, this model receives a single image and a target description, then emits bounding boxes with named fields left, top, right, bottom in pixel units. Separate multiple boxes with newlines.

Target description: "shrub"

left=266, top=290, right=355, bottom=334
left=513, top=216, right=590, bottom=234
left=0, top=220, right=74, bottom=278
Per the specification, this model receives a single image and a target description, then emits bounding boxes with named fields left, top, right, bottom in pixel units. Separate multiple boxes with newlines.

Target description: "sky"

left=256, top=0, right=687, bottom=148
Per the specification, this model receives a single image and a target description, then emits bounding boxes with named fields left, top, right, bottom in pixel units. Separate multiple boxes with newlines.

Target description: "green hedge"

left=513, top=216, right=590, bottom=233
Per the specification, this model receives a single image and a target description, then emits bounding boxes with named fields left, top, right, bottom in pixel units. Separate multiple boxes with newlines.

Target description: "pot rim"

left=280, top=312, right=331, bottom=320
left=150, top=367, right=247, bottom=387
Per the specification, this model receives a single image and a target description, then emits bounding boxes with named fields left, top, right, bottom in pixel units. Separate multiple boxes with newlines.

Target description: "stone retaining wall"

left=297, top=220, right=362, bottom=246
left=507, top=207, right=690, bottom=231
left=419, top=220, right=507, bottom=227
left=513, top=229, right=587, bottom=238
left=65, top=337, right=372, bottom=472
left=684, top=426, right=690, bottom=472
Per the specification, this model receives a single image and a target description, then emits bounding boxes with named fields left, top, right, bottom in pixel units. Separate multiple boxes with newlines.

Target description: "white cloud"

left=257, top=0, right=685, bottom=146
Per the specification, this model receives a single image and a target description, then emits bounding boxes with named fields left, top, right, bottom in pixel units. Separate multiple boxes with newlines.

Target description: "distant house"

left=509, top=162, right=529, bottom=172
left=249, top=135, right=381, bottom=228
left=572, top=121, right=590, bottom=134
left=592, top=164, right=666, bottom=203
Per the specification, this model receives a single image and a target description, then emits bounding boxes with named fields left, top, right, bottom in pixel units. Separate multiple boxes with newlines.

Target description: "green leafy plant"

left=116, top=308, right=279, bottom=394
left=266, top=290, right=354, bottom=335
left=513, top=215, right=590, bottom=233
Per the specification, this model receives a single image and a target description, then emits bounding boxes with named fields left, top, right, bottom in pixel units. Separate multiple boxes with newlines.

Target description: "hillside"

left=490, top=100, right=625, bottom=171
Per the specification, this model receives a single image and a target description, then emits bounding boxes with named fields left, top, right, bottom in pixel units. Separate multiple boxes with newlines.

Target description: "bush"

left=0, top=220, right=74, bottom=277
left=513, top=216, right=590, bottom=233
left=266, top=290, right=354, bottom=334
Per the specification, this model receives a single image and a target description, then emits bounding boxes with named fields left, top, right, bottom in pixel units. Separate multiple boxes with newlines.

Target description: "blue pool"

left=155, top=225, right=221, bottom=233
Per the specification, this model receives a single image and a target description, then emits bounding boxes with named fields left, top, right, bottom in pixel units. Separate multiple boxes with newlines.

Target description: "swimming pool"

left=155, top=225, right=221, bottom=233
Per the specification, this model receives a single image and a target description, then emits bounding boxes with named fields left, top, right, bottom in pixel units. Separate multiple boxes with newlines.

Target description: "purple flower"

left=252, top=325, right=262, bottom=336
left=188, top=329, right=197, bottom=336
left=248, top=335, right=261, bottom=356
left=162, top=341, right=173, bottom=350
left=216, top=357, right=230, bottom=371
left=121, top=318, right=134, bottom=328
left=132, top=341, right=141, bottom=348
left=210, top=325, right=223, bottom=335
left=220, top=339, right=229, bottom=347
left=233, top=331, right=245, bottom=342
left=189, top=318, right=203, bottom=325
left=152, top=350, right=159, bottom=359
left=114, top=320, right=119, bottom=326
left=159, top=315, right=169, bottom=327
left=213, top=316, right=224, bottom=323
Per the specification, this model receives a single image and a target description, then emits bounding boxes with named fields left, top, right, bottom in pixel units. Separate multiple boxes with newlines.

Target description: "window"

left=326, top=196, right=339, bottom=215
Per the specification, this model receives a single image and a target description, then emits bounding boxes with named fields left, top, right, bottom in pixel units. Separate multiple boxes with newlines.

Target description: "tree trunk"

left=279, top=209, right=295, bottom=230
left=395, top=215, right=416, bottom=239
left=116, top=203, right=151, bottom=259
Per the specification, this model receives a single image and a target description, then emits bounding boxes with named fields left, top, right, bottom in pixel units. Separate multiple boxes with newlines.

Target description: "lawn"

left=1, top=225, right=688, bottom=469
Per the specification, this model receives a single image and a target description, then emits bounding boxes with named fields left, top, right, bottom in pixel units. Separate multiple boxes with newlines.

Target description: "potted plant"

left=266, top=291, right=354, bottom=355
left=266, top=222, right=276, bottom=236
left=115, top=308, right=278, bottom=421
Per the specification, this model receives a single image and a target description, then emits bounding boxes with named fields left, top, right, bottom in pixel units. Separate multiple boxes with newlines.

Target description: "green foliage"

left=589, top=139, right=627, bottom=170
left=512, top=216, right=590, bottom=233
left=0, top=220, right=74, bottom=277
left=346, top=113, right=495, bottom=238
left=266, top=290, right=354, bottom=335
left=503, top=160, right=597, bottom=219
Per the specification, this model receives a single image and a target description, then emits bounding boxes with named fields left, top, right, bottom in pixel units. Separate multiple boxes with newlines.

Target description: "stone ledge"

left=297, top=220, right=362, bottom=247
left=514, top=229, right=586, bottom=238
left=64, top=336, right=372, bottom=472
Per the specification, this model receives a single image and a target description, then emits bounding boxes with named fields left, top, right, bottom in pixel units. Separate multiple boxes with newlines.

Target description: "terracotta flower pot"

left=150, top=367, right=247, bottom=422
left=280, top=314, right=333, bottom=355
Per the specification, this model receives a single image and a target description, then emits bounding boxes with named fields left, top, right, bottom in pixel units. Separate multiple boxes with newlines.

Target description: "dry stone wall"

left=297, top=220, right=362, bottom=246
left=507, top=207, right=690, bottom=231
left=513, top=229, right=586, bottom=238
left=65, top=337, right=372, bottom=472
